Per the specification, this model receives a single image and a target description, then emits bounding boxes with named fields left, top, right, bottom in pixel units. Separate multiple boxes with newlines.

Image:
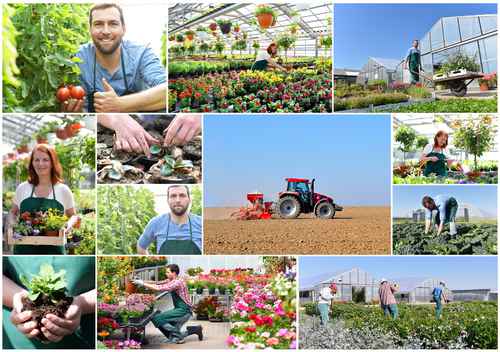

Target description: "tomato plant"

left=3, top=3, right=90, bottom=112
left=97, top=186, right=158, bottom=254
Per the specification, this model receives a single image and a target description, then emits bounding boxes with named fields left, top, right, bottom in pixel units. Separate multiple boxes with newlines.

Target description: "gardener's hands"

left=10, top=291, right=40, bottom=339
left=163, top=114, right=201, bottom=146
left=429, top=156, right=439, bottom=162
left=132, top=279, right=145, bottom=287
left=40, top=295, right=85, bottom=342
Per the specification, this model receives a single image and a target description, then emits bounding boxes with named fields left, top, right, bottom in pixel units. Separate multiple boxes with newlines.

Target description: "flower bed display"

left=226, top=274, right=297, bottom=349
left=186, top=268, right=272, bottom=294
left=169, top=69, right=332, bottom=113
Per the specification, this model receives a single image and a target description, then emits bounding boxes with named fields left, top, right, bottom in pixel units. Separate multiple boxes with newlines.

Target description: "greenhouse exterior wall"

left=395, top=14, right=497, bottom=84
left=396, top=278, right=453, bottom=303
left=451, top=289, right=495, bottom=302
left=356, top=57, right=400, bottom=85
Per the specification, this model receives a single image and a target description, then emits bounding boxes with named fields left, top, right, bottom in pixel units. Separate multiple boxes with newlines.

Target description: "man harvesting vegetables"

left=405, top=39, right=422, bottom=85
left=378, top=279, right=398, bottom=319
left=432, top=281, right=448, bottom=319
left=422, top=195, right=458, bottom=236
left=65, top=3, right=166, bottom=113
left=137, top=185, right=202, bottom=254
left=132, top=264, right=203, bottom=344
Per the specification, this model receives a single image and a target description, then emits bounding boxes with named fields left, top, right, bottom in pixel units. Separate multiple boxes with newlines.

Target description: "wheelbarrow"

left=118, top=291, right=202, bottom=344
left=411, top=68, right=484, bottom=97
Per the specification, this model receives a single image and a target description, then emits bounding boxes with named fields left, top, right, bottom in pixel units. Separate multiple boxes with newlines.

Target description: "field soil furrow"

left=204, top=206, right=390, bottom=254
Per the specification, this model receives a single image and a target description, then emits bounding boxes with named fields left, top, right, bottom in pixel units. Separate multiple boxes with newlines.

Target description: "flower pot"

left=219, top=23, right=232, bottom=34
left=208, top=288, right=216, bottom=295
left=257, top=13, right=274, bottom=29
left=209, top=23, right=217, bottom=31
left=196, top=288, right=204, bottom=295
left=17, top=145, right=29, bottom=154
left=479, top=82, right=490, bottom=91
left=186, top=34, right=194, bottom=41
left=126, top=281, right=136, bottom=294
left=46, top=230, right=59, bottom=237
left=36, top=138, right=48, bottom=144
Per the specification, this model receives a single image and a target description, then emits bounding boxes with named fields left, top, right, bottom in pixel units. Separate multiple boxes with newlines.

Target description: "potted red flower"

left=255, top=5, right=277, bottom=29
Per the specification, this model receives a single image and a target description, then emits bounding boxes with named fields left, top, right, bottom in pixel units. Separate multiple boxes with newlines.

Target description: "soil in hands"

left=22, top=292, right=73, bottom=341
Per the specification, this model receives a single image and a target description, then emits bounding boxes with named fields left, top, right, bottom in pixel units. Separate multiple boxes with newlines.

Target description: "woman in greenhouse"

left=9, top=144, right=79, bottom=255
left=317, top=284, right=335, bottom=326
left=420, top=131, right=462, bottom=177
left=251, top=43, right=287, bottom=72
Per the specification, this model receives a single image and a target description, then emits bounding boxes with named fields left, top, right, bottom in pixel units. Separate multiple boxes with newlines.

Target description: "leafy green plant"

left=97, top=186, right=157, bottom=254
left=276, top=33, right=296, bottom=62
left=214, top=40, right=225, bottom=56
left=3, top=4, right=20, bottom=109
left=44, top=208, right=68, bottom=231
left=5, top=4, right=90, bottom=112
left=384, top=97, right=497, bottom=113
left=439, top=52, right=480, bottom=74
left=395, top=125, right=417, bottom=161
left=416, top=135, right=429, bottom=150
left=20, top=263, right=67, bottom=303
left=453, top=116, right=495, bottom=171
left=255, top=5, right=277, bottom=19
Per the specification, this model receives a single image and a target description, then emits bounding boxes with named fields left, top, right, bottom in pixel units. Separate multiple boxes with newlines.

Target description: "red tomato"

left=70, top=85, right=86, bottom=100
left=56, top=87, right=70, bottom=102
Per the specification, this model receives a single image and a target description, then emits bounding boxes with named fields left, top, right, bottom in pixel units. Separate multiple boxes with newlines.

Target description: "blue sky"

left=334, top=3, right=498, bottom=69
left=392, top=185, right=497, bottom=218
left=204, top=115, right=391, bottom=207
left=300, top=256, right=498, bottom=290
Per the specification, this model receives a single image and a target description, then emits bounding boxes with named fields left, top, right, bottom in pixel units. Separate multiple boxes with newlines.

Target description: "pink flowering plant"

left=226, top=274, right=297, bottom=349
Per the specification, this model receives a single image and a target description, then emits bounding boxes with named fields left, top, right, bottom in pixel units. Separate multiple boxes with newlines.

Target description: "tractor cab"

left=285, top=178, right=314, bottom=209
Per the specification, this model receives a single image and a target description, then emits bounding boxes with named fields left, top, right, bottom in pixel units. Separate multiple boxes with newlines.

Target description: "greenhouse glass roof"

left=168, top=3, right=333, bottom=56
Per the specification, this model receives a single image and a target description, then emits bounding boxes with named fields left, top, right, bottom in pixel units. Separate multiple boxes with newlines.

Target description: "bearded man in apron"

left=137, top=185, right=202, bottom=255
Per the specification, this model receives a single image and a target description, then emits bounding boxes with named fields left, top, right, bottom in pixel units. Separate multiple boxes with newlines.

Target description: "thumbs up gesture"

left=94, top=78, right=121, bottom=112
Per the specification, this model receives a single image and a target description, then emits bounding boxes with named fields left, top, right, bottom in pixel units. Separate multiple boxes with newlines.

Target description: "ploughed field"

left=204, top=206, right=390, bottom=254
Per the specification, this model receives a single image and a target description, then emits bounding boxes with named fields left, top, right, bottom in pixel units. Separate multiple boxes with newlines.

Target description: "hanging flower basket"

left=209, top=23, right=217, bottom=31
left=217, top=20, right=232, bottom=34
left=176, top=34, right=185, bottom=43
left=185, top=30, right=195, bottom=41
left=255, top=5, right=277, bottom=29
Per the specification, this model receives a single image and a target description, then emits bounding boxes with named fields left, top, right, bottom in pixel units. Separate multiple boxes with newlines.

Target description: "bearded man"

left=137, top=185, right=202, bottom=254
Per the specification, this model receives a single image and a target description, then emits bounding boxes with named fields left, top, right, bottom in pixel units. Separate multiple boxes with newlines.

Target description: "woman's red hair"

left=433, top=130, right=448, bottom=149
left=28, top=144, right=64, bottom=185
left=267, top=43, right=277, bottom=55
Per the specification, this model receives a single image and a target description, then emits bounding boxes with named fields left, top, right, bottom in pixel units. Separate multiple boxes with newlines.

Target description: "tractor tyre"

left=315, top=202, right=336, bottom=219
left=277, top=196, right=301, bottom=219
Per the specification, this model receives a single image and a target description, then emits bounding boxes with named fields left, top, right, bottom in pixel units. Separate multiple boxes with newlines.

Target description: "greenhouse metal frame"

left=168, top=3, right=333, bottom=57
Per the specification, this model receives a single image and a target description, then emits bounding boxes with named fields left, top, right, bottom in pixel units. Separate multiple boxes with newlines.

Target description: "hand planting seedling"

left=19, top=263, right=73, bottom=341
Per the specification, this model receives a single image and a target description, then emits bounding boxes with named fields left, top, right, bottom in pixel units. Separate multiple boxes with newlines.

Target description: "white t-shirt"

left=255, top=50, right=271, bottom=62
left=14, top=182, right=75, bottom=211
left=422, top=143, right=450, bottom=158
left=318, top=286, right=334, bottom=305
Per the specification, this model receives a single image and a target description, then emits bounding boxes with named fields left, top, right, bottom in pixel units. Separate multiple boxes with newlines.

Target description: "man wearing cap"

left=378, top=279, right=398, bottom=319
left=317, top=283, right=336, bottom=327
left=432, top=281, right=448, bottom=319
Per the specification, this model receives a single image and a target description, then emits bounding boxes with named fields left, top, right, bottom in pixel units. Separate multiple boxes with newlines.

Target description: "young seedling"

left=19, top=263, right=73, bottom=341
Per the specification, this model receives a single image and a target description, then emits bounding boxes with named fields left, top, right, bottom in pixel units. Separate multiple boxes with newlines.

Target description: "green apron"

left=408, top=50, right=421, bottom=84
left=251, top=59, right=268, bottom=71
left=423, top=151, right=448, bottom=177
left=151, top=290, right=192, bottom=328
left=436, top=197, right=458, bottom=225
left=15, top=184, right=66, bottom=255
left=158, top=215, right=201, bottom=255
left=2, top=256, right=95, bottom=349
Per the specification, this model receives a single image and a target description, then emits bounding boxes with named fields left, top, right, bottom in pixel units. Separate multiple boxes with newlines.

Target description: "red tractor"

left=275, top=178, right=343, bottom=219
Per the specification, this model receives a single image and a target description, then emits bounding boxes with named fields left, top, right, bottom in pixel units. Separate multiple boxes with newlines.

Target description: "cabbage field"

left=393, top=222, right=497, bottom=255
left=300, top=302, right=497, bottom=350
